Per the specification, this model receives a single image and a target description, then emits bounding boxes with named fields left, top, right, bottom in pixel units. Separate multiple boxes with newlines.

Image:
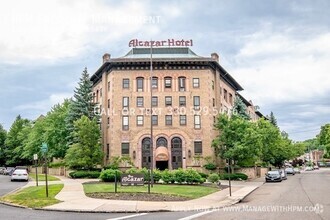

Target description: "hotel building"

left=91, top=46, right=259, bottom=170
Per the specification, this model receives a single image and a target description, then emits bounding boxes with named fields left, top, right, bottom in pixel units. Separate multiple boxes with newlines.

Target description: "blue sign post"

left=41, top=143, right=49, bottom=197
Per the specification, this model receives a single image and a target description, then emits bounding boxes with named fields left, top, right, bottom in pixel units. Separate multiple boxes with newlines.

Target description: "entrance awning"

left=155, top=146, right=169, bottom=161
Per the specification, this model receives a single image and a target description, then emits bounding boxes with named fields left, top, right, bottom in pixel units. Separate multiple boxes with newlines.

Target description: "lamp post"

left=149, top=41, right=154, bottom=188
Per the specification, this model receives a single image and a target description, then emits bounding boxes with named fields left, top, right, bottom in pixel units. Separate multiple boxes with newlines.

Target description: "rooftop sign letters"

left=129, top=39, right=193, bottom=47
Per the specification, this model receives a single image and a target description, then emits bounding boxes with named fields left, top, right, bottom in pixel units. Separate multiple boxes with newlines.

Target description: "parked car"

left=293, top=167, right=301, bottom=174
left=305, top=166, right=314, bottom=171
left=15, top=166, right=29, bottom=173
left=0, top=167, right=6, bottom=175
left=285, top=167, right=295, bottom=175
left=280, top=169, right=287, bottom=180
left=11, top=169, right=29, bottom=182
left=4, top=167, right=15, bottom=175
left=265, top=170, right=282, bottom=182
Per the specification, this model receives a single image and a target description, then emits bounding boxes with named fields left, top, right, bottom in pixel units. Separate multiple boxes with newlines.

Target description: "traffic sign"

left=41, top=143, right=48, bottom=153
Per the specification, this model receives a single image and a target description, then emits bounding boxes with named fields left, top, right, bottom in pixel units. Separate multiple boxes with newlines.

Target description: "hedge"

left=69, top=170, right=101, bottom=179
left=219, top=173, right=248, bottom=180
left=99, top=169, right=122, bottom=182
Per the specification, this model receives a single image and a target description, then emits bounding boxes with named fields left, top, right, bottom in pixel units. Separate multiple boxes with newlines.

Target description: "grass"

left=1, top=184, right=63, bottom=208
left=83, top=183, right=219, bottom=199
left=29, top=173, right=60, bottom=181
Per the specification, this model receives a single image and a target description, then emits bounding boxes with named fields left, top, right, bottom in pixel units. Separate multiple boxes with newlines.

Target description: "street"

left=1, top=169, right=329, bottom=220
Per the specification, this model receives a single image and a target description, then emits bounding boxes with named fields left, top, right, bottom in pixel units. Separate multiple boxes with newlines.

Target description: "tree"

left=0, top=124, right=7, bottom=165
left=4, top=115, right=31, bottom=166
left=212, top=114, right=261, bottom=167
left=65, top=116, right=103, bottom=169
left=65, top=68, right=97, bottom=147
left=269, top=111, right=278, bottom=128
left=318, top=124, right=330, bottom=158
left=232, top=96, right=250, bottom=120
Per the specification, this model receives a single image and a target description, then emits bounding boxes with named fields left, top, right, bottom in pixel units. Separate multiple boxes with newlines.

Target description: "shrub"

left=99, top=169, right=122, bottom=182
left=69, top=170, right=101, bottom=179
left=208, top=173, right=220, bottom=183
left=173, top=168, right=186, bottom=184
left=219, top=172, right=248, bottom=181
left=185, top=169, right=203, bottom=184
left=153, top=169, right=162, bottom=182
left=198, top=172, right=209, bottom=179
left=204, top=163, right=217, bottom=170
left=49, top=161, right=66, bottom=168
left=161, top=169, right=174, bottom=184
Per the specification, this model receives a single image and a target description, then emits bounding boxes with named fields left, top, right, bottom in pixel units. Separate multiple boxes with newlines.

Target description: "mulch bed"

left=86, top=192, right=190, bottom=201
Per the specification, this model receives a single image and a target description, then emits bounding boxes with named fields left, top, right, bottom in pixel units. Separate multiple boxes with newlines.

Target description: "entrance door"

left=171, top=137, right=182, bottom=169
left=142, top=138, right=151, bottom=168
left=156, top=161, right=168, bottom=170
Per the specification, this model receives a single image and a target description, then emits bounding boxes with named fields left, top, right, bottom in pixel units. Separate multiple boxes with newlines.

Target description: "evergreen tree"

left=66, top=68, right=97, bottom=146
left=232, top=96, right=251, bottom=120
left=269, top=111, right=278, bottom=128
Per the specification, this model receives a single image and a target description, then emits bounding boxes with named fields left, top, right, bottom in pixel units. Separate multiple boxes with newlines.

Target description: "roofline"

left=236, top=93, right=252, bottom=106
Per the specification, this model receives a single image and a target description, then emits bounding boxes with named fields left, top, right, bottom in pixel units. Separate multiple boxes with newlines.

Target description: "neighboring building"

left=91, top=47, right=244, bottom=170
left=237, top=93, right=267, bottom=122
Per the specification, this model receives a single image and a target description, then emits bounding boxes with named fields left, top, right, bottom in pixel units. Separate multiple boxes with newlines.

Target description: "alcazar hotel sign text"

left=129, top=39, right=193, bottom=47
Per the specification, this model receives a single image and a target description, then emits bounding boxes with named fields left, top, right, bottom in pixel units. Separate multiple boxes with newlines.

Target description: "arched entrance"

left=155, top=137, right=169, bottom=170
left=141, top=137, right=151, bottom=168
left=171, top=137, right=182, bottom=169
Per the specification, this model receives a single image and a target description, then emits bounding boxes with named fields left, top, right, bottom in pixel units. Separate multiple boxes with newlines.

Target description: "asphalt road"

left=196, top=168, right=330, bottom=220
left=0, top=174, right=27, bottom=196
left=1, top=169, right=329, bottom=220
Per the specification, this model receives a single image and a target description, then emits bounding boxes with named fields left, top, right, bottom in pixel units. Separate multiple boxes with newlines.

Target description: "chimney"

left=211, top=52, right=219, bottom=62
left=102, top=53, right=111, bottom=64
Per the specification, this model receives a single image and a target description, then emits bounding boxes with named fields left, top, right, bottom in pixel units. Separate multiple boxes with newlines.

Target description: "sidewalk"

left=38, top=176, right=264, bottom=213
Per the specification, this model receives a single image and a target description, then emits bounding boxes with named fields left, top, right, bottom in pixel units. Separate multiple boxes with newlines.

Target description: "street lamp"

left=149, top=41, right=154, bottom=192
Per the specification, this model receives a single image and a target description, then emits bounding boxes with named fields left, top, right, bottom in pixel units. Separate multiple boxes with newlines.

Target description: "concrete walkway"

left=36, top=176, right=264, bottom=213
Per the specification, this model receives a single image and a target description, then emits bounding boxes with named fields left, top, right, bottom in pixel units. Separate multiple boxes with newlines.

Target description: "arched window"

left=156, top=137, right=168, bottom=148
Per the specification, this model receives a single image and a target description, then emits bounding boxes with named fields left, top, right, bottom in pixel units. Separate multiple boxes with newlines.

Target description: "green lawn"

left=29, top=173, right=60, bottom=181
left=1, top=184, right=63, bottom=208
left=84, top=183, right=219, bottom=199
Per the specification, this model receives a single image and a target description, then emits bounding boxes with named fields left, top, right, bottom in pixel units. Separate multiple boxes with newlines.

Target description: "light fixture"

left=188, top=149, right=192, bottom=158
left=133, top=150, right=136, bottom=159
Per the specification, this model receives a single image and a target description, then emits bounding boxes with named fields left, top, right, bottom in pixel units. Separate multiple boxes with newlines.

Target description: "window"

left=96, top=90, right=99, bottom=102
left=178, top=77, right=186, bottom=91
left=152, top=77, right=158, bottom=89
left=107, top=99, right=110, bottom=108
left=106, top=144, right=110, bottom=159
left=194, top=141, right=202, bottom=154
left=136, top=77, right=144, bottom=91
left=121, top=143, right=130, bottom=155
left=212, top=80, right=214, bottom=90
left=123, top=78, right=130, bottom=89
left=193, top=96, right=200, bottom=110
left=108, top=81, right=111, bottom=91
left=137, top=97, right=144, bottom=107
left=165, top=96, right=172, bottom=106
left=164, top=77, right=172, bottom=88
left=136, top=115, right=144, bottom=126
left=122, top=116, right=129, bottom=130
left=213, top=116, right=216, bottom=124
left=152, top=115, right=158, bottom=125
left=156, top=137, right=168, bottom=147
left=152, top=96, right=158, bottom=107
left=107, top=117, right=110, bottom=126
left=93, top=92, right=96, bottom=103
left=123, top=97, right=129, bottom=108
left=180, top=115, right=186, bottom=125
left=194, top=115, right=201, bottom=129
left=179, top=96, right=186, bottom=106
left=223, top=89, right=228, bottom=101
left=100, top=88, right=102, bottom=97
left=213, top=98, right=215, bottom=107
left=165, top=115, right=172, bottom=125
left=193, top=78, right=199, bottom=88
left=229, top=93, right=233, bottom=105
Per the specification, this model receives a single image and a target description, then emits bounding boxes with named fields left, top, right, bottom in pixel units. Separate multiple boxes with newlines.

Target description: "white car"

left=11, top=169, right=29, bottom=181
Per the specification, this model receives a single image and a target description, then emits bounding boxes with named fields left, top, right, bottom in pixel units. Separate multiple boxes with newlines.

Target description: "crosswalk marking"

left=107, top=213, right=148, bottom=220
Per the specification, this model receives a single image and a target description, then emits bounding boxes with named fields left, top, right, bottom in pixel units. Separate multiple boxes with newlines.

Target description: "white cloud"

left=0, top=0, right=149, bottom=64
left=233, top=31, right=330, bottom=106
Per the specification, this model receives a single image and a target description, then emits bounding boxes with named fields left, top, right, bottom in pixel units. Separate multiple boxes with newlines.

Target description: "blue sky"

left=0, top=0, right=329, bottom=141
